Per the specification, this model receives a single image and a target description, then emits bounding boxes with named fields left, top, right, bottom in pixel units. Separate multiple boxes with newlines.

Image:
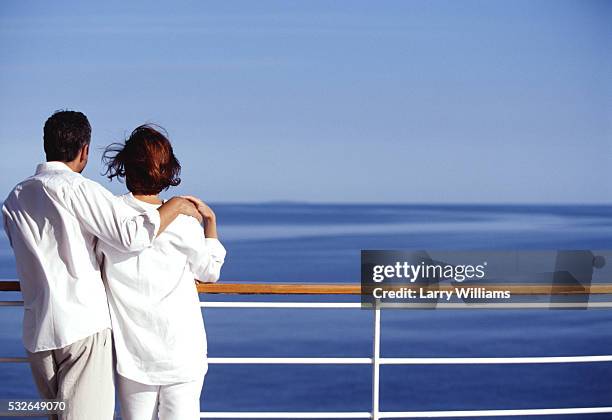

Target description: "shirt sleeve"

left=2, top=205, right=13, bottom=248
left=179, top=217, right=226, bottom=283
left=66, top=179, right=161, bottom=252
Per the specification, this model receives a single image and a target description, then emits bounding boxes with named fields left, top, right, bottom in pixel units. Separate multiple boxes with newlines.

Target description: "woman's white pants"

left=117, top=373, right=205, bottom=420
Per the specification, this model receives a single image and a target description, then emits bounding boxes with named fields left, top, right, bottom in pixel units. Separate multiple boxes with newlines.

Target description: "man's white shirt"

left=2, top=161, right=161, bottom=352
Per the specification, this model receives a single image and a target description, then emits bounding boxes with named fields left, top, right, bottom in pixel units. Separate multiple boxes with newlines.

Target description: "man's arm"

left=66, top=179, right=201, bottom=252
left=2, top=206, right=13, bottom=248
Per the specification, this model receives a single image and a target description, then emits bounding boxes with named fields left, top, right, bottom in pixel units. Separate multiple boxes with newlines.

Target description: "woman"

left=96, top=125, right=226, bottom=420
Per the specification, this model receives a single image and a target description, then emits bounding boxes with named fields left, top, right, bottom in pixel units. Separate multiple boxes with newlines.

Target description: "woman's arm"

left=177, top=196, right=226, bottom=283
left=180, top=195, right=217, bottom=238
left=157, top=197, right=203, bottom=235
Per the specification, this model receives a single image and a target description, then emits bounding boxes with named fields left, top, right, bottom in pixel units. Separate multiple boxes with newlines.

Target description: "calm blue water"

left=1, top=204, right=612, bottom=419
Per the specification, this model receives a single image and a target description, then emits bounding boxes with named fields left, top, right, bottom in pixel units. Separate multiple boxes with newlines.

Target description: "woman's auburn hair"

left=102, top=124, right=181, bottom=195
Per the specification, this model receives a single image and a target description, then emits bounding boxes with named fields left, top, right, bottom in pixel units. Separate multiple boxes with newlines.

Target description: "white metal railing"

left=2, top=298, right=612, bottom=418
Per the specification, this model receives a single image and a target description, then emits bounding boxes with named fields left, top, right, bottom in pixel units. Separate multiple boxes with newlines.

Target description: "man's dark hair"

left=43, top=110, right=91, bottom=162
left=102, top=124, right=181, bottom=195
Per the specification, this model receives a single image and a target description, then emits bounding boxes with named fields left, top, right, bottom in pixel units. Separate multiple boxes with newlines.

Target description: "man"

left=2, top=110, right=202, bottom=420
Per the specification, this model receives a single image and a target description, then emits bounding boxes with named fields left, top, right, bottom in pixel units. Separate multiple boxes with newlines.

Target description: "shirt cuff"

left=205, top=238, right=227, bottom=260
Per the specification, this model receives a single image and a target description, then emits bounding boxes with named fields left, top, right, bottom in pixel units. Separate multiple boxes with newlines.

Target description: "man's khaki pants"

left=27, top=328, right=115, bottom=420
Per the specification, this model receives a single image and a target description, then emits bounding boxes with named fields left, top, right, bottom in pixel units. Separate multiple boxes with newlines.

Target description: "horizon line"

left=200, top=200, right=612, bottom=206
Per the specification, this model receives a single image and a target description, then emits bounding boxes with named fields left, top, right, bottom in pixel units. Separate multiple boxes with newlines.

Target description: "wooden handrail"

left=0, top=281, right=611, bottom=295
left=197, top=283, right=361, bottom=294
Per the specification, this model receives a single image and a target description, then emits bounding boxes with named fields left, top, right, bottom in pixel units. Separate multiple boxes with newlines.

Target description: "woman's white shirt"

left=96, top=193, right=226, bottom=385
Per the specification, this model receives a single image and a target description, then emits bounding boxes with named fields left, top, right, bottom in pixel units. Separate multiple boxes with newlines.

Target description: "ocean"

left=1, top=203, right=612, bottom=419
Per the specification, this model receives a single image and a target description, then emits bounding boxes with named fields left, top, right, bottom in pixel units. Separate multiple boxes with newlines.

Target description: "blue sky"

left=0, top=0, right=610, bottom=203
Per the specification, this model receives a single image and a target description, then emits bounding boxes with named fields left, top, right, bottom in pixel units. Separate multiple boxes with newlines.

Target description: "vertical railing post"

left=371, top=299, right=381, bottom=420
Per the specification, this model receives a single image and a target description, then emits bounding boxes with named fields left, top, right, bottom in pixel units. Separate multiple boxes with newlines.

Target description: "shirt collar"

left=123, top=192, right=164, bottom=210
left=35, top=161, right=73, bottom=175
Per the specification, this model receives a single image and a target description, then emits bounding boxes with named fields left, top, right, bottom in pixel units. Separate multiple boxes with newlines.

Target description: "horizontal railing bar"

left=0, top=357, right=27, bottom=363
left=208, top=357, right=372, bottom=364
left=200, top=283, right=361, bottom=294
left=201, top=302, right=612, bottom=309
left=0, top=281, right=19, bottom=291
left=0, top=281, right=360, bottom=294
left=199, top=413, right=371, bottom=419
left=4, top=355, right=612, bottom=365
left=197, top=406, right=612, bottom=418
left=0, top=301, right=23, bottom=306
left=380, top=355, right=612, bottom=364
left=199, top=283, right=612, bottom=295
left=2, top=281, right=612, bottom=295
left=378, top=406, right=612, bottom=417
left=377, top=302, right=612, bottom=309
left=201, top=302, right=363, bottom=309
left=2, top=300, right=612, bottom=309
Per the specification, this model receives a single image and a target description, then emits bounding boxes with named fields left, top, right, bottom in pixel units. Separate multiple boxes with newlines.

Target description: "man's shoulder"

left=2, top=171, right=83, bottom=208
left=39, top=169, right=86, bottom=190
left=37, top=172, right=115, bottom=207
